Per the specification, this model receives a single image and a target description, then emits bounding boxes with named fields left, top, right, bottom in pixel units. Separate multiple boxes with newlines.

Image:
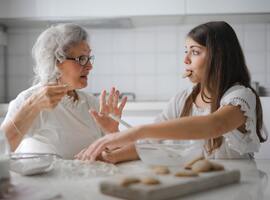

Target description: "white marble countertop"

left=6, top=159, right=270, bottom=200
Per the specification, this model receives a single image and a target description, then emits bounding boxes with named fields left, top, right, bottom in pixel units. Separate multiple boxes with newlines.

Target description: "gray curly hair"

left=32, top=23, right=89, bottom=84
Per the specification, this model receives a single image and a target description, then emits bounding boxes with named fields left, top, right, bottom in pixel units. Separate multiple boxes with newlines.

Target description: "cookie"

left=182, top=70, right=192, bottom=78
left=152, top=166, right=170, bottom=175
left=191, top=159, right=212, bottom=173
left=211, top=162, right=225, bottom=171
left=184, top=155, right=205, bottom=170
left=140, top=177, right=160, bottom=185
left=175, top=170, right=198, bottom=177
left=120, top=177, right=140, bottom=187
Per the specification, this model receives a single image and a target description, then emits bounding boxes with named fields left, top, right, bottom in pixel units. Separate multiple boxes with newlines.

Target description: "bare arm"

left=1, top=98, right=40, bottom=151
left=76, top=105, right=247, bottom=161
left=1, top=84, right=68, bottom=151
left=140, top=105, right=246, bottom=140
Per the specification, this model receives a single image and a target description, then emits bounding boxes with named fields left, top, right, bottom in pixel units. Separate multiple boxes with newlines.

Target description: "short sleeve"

left=2, top=92, right=28, bottom=126
left=2, top=85, right=41, bottom=126
left=220, top=85, right=260, bottom=154
left=154, top=88, right=191, bottom=123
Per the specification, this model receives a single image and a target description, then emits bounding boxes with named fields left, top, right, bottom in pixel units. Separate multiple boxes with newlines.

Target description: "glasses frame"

left=66, top=55, right=95, bottom=66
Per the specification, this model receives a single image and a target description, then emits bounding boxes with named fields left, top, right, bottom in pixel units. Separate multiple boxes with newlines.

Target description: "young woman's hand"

left=74, top=127, right=140, bottom=161
left=76, top=144, right=139, bottom=164
left=29, top=83, right=68, bottom=112
left=90, top=87, right=127, bottom=133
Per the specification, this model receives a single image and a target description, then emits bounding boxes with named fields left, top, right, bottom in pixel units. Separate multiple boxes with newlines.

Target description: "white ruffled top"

left=3, top=84, right=103, bottom=159
left=155, top=85, right=261, bottom=159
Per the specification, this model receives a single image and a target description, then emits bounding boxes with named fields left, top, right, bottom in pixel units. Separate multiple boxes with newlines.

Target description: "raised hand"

left=30, top=83, right=68, bottom=111
left=90, top=87, right=127, bottom=133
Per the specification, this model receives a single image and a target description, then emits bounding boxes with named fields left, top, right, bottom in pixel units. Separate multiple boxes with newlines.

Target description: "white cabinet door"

left=186, top=0, right=270, bottom=14
left=0, top=0, right=185, bottom=19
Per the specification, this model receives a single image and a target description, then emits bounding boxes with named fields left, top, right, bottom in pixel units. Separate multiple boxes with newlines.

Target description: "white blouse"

left=3, top=85, right=104, bottom=159
left=155, top=85, right=261, bottom=159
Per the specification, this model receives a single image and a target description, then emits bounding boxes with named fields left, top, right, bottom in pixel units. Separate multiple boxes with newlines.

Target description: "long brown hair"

left=180, top=21, right=266, bottom=154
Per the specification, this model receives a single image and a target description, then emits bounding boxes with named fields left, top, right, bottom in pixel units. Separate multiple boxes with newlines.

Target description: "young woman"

left=76, top=21, right=267, bottom=161
left=1, top=23, right=127, bottom=159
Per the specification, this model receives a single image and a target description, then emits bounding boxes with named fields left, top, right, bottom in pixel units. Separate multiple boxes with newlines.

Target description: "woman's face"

left=57, top=41, right=93, bottom=90
left=184, top=37, right=207, bottom=84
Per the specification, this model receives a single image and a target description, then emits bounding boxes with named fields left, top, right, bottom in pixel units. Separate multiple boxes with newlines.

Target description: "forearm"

left=1, top=98, right=40, bottom=151
left=139, top=115, right=223, bottom=140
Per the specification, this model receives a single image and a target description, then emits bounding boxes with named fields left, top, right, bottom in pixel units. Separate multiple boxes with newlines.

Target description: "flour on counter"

left=50, top=159, right=119, bottom=179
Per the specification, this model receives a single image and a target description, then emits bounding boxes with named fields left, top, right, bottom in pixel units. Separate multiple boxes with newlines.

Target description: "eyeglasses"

left=66, top=55, right=95, bottom=66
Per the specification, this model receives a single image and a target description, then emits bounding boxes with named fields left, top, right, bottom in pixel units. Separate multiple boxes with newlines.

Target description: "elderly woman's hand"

left=90, top=87, right=127, bottom=133
left=30, top=83, right=68, bottom=111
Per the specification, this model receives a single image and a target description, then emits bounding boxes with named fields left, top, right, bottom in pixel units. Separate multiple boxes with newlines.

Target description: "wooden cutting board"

left=100, top=169, right=240, bottom=200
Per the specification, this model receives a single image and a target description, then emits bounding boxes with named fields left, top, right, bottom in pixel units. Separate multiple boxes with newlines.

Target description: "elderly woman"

left=1, top=23, right=129, bottom=160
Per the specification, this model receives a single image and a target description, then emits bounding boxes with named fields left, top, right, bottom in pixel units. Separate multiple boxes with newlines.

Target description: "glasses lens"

left=79, top=55, right=89, bottom=66
left=89, top=55, right=94, bottom=65
left=78, top=55, right=94, bottom=66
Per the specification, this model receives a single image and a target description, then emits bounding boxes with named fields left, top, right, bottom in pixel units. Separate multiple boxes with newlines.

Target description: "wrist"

left=104, top=127, right=119, bottom=134
left=25, top=96, right=41, bottom=114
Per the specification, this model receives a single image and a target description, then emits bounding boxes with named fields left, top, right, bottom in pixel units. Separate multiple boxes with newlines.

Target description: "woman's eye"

left=192, top=50, right=200, bottom=55
left=184, top=50, right=188, bottom=54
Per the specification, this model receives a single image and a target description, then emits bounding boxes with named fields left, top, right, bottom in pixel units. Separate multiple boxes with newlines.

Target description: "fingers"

left=108, top=87, right=115, bottom=112
left=74, top=148, right=87, bottom=159
left=90, top=139, right=109, bottom=161
left=49, top=86, right=69, bottom=95
left=101, top=150, right=118, bottom=164
left=89, top=109, right=103, bottom=124
left=112, top=90, right=120, bottom=110
left=99, top=90, right=107, bottom=113
left=36, top=84, right=68, bottom=110
left=118, top=96, right=127, bottom=114
left=44, top=84, right=68, bottom=98
left=82, top=137, right=109, bottom=161
left=99, top=87, right=127, bottom=117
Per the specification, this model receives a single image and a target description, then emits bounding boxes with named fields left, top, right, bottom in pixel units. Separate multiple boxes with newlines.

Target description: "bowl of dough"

left=135, top=139, right=203, bottom=166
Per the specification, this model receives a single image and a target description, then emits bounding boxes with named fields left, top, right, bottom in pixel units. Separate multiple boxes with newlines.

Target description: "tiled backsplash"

left=1, top=23, right=270, bottom=102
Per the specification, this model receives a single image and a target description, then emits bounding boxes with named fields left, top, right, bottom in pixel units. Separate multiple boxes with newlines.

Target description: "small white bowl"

left=135, top=139, right=203, bottom=166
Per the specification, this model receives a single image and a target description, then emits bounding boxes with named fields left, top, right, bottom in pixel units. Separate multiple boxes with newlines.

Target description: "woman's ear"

left=56, top=60, right=64, bottom=69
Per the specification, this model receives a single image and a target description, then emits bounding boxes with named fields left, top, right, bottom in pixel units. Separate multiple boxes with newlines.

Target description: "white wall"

left=0, top=46, right=5, bottom=102
left=5, top=22, right=270, bottom=101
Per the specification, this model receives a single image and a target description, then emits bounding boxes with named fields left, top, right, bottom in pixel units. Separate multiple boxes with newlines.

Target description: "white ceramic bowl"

left=135, top=139, right=203, bottom=166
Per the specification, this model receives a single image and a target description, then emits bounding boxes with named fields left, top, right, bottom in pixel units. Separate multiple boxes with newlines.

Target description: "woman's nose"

left=184, top=53, right=191, bottom=65
left=84, top=62, right=93, bottom=70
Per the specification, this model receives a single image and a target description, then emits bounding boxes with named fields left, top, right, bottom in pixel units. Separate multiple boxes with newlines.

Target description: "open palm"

left=90, top=87, right=127, bottom=133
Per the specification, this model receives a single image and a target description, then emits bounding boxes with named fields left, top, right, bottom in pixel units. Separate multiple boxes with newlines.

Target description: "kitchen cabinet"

left=0, top=0, right=269, bottom=26
left=186, top=0, right=270, bottom=14
left=0, top=0, right=185, bottom=19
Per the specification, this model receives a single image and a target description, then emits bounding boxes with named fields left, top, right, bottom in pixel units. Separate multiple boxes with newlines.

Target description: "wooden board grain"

left=100, top=170, right=240, bottom=200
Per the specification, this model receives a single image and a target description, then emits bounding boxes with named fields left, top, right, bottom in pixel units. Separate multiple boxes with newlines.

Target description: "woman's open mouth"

left=80, top=75, right=88, bottom=80
left=182, top=70, right=192, bottom=78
